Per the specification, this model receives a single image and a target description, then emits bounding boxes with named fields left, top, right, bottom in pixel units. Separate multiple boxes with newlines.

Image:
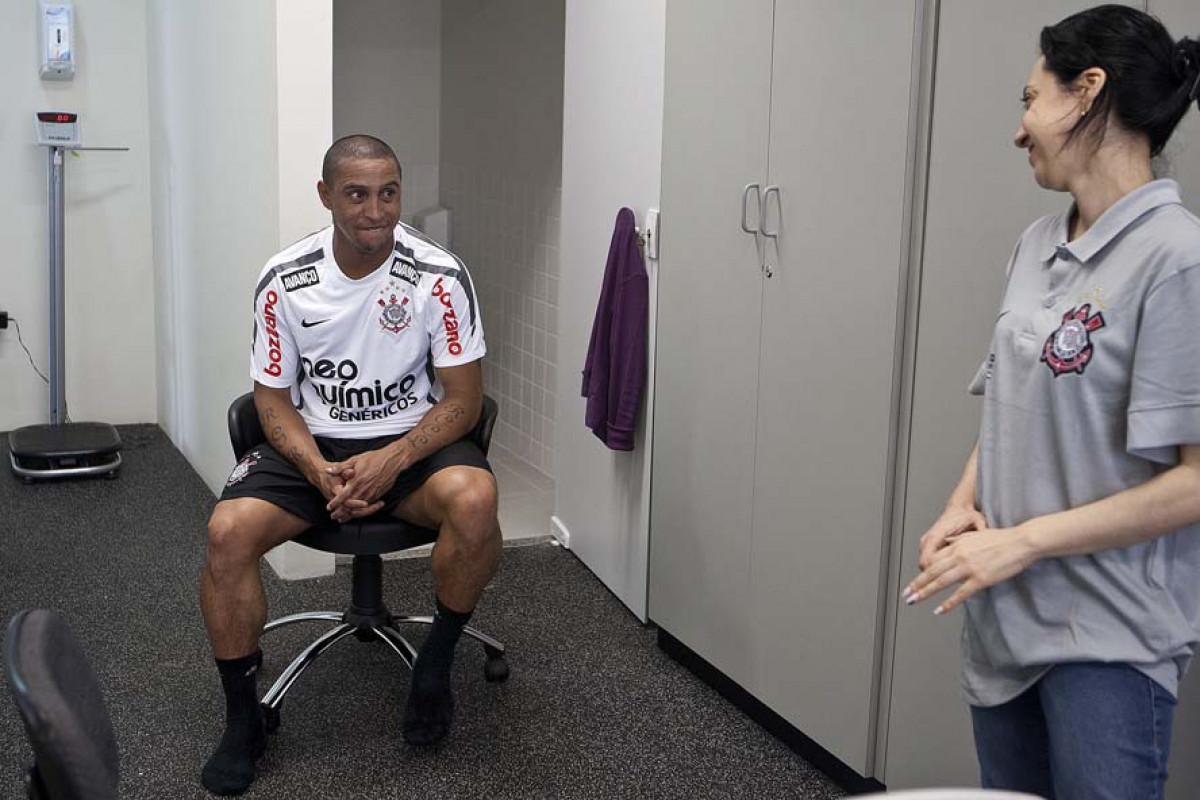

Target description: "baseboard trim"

left=656, top=627, right=886, bottom=796
left=550, top=515, right=570, bottom=549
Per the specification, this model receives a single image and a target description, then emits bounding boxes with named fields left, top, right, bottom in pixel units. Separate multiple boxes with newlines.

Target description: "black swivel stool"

left=5, top=609, right=120, bottom=800
left=226, top=393, right=509, bottom=732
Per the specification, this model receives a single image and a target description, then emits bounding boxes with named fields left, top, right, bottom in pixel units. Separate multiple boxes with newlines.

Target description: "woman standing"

left=904, top=6, right=1200, bottom=798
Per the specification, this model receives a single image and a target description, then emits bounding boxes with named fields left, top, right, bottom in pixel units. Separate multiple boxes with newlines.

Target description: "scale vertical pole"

left=47, top=145, right=67, bottom=424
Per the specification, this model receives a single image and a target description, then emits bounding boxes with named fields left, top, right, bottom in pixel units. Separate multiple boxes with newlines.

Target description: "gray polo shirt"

left=963, top=179, right=1200, bottom=706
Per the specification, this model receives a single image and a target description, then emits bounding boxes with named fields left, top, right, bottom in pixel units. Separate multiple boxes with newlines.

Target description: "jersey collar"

left=1041, top=179, right=1182, bottom=266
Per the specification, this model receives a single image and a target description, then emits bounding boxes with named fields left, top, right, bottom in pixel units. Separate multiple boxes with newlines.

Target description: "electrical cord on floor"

left=11, top=318, right=50, bottom=385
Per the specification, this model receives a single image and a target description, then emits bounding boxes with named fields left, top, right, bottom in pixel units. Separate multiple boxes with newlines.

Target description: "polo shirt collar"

left=1040, top=179, right=1182, bottom=265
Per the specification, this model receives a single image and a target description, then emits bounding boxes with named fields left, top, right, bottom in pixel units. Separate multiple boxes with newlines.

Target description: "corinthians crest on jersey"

left=1041, top=303, right=1106, bottom=377
left=377, top=278, right=412, bottom=334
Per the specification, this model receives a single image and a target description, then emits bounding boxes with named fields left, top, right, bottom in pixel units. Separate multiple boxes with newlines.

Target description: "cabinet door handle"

left=760, top=185, right=780, bottom=239
left=740, top=183, right=761, bottom=235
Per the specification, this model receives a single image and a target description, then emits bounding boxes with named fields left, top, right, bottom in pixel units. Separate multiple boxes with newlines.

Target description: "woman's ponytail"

left=1176, top=37, right=1200, bottom=110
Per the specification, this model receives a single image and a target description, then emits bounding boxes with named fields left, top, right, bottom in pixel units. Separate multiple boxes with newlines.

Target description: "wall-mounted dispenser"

left=39, top=1, right=75, bottom=81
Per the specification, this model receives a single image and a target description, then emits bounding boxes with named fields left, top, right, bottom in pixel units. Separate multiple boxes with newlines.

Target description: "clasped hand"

left=903, top=507, right=1039, bottom=616
left=317, top=448, right=405, bottom=524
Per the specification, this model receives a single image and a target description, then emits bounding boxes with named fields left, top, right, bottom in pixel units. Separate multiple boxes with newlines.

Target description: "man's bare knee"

left=438, top=471, right=499, bottom=555
left=206, top=504, right=273, bottom=580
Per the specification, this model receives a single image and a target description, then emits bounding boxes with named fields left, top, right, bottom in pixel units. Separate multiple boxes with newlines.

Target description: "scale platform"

left=9, top=422, right=122, bottom=481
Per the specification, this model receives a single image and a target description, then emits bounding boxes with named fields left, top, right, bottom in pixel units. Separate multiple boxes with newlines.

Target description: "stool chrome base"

left=257, top=556, right=508, bottom=732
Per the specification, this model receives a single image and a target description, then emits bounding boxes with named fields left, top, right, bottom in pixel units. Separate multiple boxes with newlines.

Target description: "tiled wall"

left=441, top=163, right=561, bottom=478
left=334, top=0, right=443, bottom=219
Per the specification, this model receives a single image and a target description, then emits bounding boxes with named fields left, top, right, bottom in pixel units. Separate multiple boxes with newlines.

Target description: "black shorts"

left=219, top=433, right=492, bottom=524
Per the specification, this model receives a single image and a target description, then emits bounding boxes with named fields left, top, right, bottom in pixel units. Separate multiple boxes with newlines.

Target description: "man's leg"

left=392, top=465, right=501, bottom=745
left=199, top=498, right=310, bottom=795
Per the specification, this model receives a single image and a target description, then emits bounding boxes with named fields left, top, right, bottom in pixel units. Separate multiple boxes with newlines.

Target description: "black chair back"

left=474, top=394, right=499, bottom=457
left=226, top=392, right=268, bottom=459
left=4, top=609, right=119, bottom=800
left=227, top=392, right=499, bottom=458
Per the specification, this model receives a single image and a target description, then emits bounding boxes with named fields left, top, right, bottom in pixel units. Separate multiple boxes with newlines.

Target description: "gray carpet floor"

left=1, top=425, right=845, bottom=799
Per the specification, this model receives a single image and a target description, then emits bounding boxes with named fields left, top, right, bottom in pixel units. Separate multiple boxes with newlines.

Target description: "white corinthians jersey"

left=250, top=223, right=486, bottom=438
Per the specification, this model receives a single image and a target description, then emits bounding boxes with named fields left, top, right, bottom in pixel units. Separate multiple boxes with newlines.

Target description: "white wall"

left=334, top=0, right=442, bottom=219
left=1155, top=0, right=1200, bottom=211
left=1154, top=5, right=1200, bottom=797
left=147, top=0, right=277, bottom=484
left=148, top=0, right=334, bottom=579
left=555, top=0, right=665, bottom=621
left=0, top=0, right=157, bottom=432
left=441, top=0, right=564, bottom=477
left=279, top=2, right=336, bottom=248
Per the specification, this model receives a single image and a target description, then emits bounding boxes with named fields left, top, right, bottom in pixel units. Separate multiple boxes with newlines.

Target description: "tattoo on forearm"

left=260, top=405, right=314, bottom=474
left=407, top=403, right=467, bottom=454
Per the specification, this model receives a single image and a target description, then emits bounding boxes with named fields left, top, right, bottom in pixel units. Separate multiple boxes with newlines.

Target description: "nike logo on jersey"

left=301, top=318, right=331, bottom=328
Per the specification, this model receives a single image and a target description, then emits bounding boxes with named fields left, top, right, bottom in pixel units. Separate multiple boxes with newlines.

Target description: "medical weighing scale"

left=9, top=113, right=127, bottom=481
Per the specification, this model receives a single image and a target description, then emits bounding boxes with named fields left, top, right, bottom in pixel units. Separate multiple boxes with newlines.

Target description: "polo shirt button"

left=1043, top=295, right=1056, bottom=308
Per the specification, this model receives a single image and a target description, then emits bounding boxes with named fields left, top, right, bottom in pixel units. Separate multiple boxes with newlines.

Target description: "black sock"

left=201, top=650, right=266, bottom=796
left=403, top=598, right=472, bottom=746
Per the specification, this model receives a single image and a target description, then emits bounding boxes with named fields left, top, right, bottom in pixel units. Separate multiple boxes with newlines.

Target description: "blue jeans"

left=971, top=662, right=1176, bottom=800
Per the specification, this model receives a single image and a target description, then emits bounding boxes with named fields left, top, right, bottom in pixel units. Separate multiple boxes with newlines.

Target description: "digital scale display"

left=35, top=111, right=80, bottom=147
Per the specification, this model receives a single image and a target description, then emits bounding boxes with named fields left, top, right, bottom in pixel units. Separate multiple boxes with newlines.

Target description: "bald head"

left=321, top=135, right=402, bottom=185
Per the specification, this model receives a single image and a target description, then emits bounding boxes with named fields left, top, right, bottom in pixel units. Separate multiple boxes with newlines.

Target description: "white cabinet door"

left=749, top=0, right=919, bottom=775
left=882, top=0, right=1140, bottom=789
left=648, top=0, right=775, bottom=686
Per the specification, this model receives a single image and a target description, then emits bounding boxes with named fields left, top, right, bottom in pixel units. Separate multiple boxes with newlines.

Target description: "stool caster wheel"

left=103, top=470, right=120, bottom=480
left=262, top=704, right=281, bottom=734
left=484, top=656, right=509, bottom=683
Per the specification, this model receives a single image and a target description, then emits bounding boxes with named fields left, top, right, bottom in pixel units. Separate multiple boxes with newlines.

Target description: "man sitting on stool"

left=199, top=135, right=500, bottom=795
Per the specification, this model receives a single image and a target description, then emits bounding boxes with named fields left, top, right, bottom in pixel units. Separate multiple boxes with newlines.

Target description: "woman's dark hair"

left=1040, top=4, right=1200, bottom=156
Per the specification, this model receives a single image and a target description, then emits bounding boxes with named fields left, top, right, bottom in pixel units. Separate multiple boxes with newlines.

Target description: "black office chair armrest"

left=227, top=392, right=499, bottom=459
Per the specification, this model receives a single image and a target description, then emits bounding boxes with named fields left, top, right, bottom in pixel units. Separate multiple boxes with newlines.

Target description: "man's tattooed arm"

left=253, top=383, right=326, bottom=484
left=383, top=362, right=483, bottom=471
left=403, top=401, right=470, bottom=458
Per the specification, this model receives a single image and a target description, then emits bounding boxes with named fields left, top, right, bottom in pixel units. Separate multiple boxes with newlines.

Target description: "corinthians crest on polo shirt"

left=377, top=278, right=412, bottom=334
left=1041, top=303, right=1106, bottom=376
